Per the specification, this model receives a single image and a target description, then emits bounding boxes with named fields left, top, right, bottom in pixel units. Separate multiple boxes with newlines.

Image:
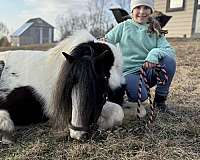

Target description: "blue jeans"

left=125, top=55, right=176, bottom=102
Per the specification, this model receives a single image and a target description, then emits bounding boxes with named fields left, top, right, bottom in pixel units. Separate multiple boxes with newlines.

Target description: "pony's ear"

left=62, top=52, right=75, bottom=63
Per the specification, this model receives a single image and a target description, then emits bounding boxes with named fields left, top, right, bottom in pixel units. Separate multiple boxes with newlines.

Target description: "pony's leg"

left=0, top=60, right=5, bottom=78
left=0, top=110, right=14, bottom=144
left=108, top=84, right=126, bottom=106
left=97, top=101, right=124, bottom=130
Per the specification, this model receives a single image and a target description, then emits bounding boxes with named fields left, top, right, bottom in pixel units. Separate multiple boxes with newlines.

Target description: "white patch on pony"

left=69, top=85, right=87, bottom=140
left=0, top=50, right=52, bottom=100
left=98, top=41, right=125, bottom=90
left=97, top=101, right=124, bottom=130
left=0, top=110, right=14, bottom=132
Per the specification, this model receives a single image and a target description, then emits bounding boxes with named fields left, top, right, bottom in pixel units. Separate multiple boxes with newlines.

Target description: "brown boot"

left=153, top=94, right=176, bottom=115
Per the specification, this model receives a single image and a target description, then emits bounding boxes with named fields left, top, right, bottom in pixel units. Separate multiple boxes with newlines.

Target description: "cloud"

left=19, top=0, right=89, bottom=27
left=22, top=0, right=89, bottom=17
left=15, top=0, right=89, bottom=39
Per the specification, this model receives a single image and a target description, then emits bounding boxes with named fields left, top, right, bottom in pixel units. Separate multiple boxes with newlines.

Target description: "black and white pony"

left=0, top=30, right=125, bottom=143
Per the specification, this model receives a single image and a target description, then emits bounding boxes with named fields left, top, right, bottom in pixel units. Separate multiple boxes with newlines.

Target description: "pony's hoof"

left=1, top=136, right=14, bottom=145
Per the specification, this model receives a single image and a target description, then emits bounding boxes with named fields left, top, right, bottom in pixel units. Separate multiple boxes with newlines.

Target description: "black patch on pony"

left=53, top=41, right=114, bottom=130
left=107, top=84, right=126, bottom=106
left=0, top=86, right=48, bottom=125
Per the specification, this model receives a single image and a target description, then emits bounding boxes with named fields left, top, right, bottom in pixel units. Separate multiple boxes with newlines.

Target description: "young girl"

left=105, top=0, right=176, bottom=114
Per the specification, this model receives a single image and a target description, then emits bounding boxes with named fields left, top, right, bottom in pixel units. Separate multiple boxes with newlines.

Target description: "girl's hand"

left=143, top=61, right=157, bottom=69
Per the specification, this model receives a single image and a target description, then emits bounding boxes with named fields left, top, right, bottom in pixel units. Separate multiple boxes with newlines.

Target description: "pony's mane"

left=51, top=53, right=100, bottom=129
left=49, top=38, right=106, bottom=129
left=45, top=31, right=98, bottom=119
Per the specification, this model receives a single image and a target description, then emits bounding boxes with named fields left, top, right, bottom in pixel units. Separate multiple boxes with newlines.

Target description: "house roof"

left=11, top=18, right=54, bottom=37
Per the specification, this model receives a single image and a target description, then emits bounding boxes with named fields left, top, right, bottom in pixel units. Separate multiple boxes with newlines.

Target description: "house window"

left=166, top=0, right=185, bottom=12
left=195, top=10, right=200, bottom=33
left=195, top=0, right=200, bottom=33
left=198, top=0, right=200, bottom=9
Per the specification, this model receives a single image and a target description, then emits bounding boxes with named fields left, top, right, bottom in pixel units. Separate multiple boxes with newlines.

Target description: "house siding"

left=155, top=0, right=195, bottom=37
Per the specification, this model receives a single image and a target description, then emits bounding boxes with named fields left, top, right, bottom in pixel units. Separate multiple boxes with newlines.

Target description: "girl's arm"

left=145, top=36, right=176, bottom=64
left=105, top=23, right=124, bottom=44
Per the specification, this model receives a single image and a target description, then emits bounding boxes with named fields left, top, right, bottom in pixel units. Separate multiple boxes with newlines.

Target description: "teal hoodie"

left=105, top=19, right=176, bottom=76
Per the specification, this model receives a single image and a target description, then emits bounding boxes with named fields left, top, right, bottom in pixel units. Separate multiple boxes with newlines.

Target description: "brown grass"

left=0, top=43, right=55, bottom=52
left=0, top=39, right=200, bottom=160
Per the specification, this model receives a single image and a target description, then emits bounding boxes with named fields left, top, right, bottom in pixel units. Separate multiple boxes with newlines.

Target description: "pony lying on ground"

left=0, top=30, right=125, bottom=143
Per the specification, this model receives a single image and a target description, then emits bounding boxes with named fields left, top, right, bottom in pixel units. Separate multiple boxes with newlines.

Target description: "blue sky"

left=0, top=0, right=93, bottom=38
left=0, top=1, right=27, bottom=31
left=0, top=0, right=124, bottom=39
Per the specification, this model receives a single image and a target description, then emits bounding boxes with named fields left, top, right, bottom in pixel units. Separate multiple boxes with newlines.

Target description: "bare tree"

left=86, top=0, right=112, bottom=37
left=56, top=0, right=114, bottom=40
left=115, top=0, right=131, bottom=10
left=0, top=22, right=10, bottom=47
left=0, top=22, right=9, bottom=37
left=56, top=14, right=88, bottom=40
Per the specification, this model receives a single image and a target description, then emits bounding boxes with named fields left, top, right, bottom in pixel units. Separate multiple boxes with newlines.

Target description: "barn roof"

left=11, top=22, right=33, bottom=37
left=26, top=18, right=54, bottom=28
left=11, top=18, right=54, bottom=37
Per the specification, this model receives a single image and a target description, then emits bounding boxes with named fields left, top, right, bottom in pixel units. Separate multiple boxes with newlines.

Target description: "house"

left=11, top=18, right=54, bottom=46
left=155, top=0, right=200, bottom=37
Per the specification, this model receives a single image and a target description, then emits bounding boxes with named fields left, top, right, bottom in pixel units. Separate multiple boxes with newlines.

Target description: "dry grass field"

left=0, top=39, right=200, bottom=160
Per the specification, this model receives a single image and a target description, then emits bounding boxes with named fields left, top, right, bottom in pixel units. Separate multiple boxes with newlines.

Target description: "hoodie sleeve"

left=105, top=23, right=123, bottom=44
left=145, top=35, right=176, bottom=64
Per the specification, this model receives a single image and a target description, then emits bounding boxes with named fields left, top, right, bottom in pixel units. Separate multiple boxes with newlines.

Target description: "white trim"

left=40, top=27, right=43, bottom=44
left=49, top=28, right=52, bottom=43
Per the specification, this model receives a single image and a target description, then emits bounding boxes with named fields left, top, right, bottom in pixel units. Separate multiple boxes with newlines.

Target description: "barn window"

left=166, top=0, right=185, bottom=12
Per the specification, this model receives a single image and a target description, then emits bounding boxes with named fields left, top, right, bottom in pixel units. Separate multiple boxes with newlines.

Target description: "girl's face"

left=132, top=5, right=152, bottom=24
